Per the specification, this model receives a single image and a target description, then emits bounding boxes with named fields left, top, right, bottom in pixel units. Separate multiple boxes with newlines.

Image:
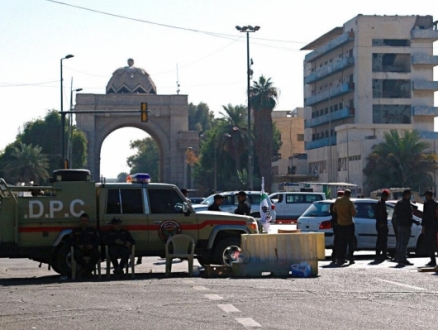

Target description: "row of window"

left=308, top=155, right=361, bottom=174
left=310, top=49, right=353, bottom=73
left=312, top=130, right=336, bottom=141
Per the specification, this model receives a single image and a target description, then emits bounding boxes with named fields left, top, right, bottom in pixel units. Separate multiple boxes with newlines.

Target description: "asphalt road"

left=1, top=249, right=437, bottom=330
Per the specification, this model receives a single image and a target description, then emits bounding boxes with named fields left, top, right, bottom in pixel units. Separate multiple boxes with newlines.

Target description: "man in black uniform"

left=208, top=194, right=224, bottom=211
left=329, top=190, right=344, bottom=264
left=102, top=217, right=135, bottom=277
left=394, top=189, right=414, bottom=267
left=375, top=189, right=389, bottom=261
left=421, top=190, right=438, bottom=267
left=235, top=191, right=251, bottom=215
left=69, top=213, right=100, bottom=277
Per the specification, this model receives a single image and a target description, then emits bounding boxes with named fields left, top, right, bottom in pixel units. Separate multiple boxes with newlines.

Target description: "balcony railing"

left=305, top=57, right=355, bottom=84
left=305, top=107, right=354, bottom=128
left=411, top=29, right=438, bottom=41
left=419, top=131, right=438, bottom=140
left=412, top=106, right=438, bottom=116
left=412, top=54, right=438, bottom=66
left=412, top=80, right=438, bottom=91
left=305, top=32, right=355, bottom=63
left=305, top=136, right=336, bottom=150
left=305, top=82, right=354, bottom=106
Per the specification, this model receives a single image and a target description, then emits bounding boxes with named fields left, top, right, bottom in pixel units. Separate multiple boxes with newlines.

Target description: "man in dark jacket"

left=330, top=190, right=344, bottom=264
left=102, top=217, right=135, bottom=277
left=375, top=189, right=389, bottom=261
left=394, top=189, right=414, bottom=267
left=235, top=191, right=251, bottom=215
left=422, top=190, right=438, bottom=267
left=69, top=213, right=100, bottom=277
left=208, top=194, right=224, bottom=211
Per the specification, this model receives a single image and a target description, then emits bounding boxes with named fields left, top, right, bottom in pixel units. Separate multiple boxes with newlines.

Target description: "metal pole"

left=246, top=31, right=253, bottom=190
left=60, top=58, right=65, bottom=169
left=214, top=138, right=217, bottom=192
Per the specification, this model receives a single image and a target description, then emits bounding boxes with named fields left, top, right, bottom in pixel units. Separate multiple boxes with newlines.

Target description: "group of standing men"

left=330, top=188, right=438, bottom=268
left=207, top=191, right=251, bottom=215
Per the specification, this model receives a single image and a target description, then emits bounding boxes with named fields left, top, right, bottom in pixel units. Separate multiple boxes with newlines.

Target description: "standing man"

left=69, top=213, right=100, bottom=277
left=208, top=194, right=224, bottom=211
left=330, top=190, right=344, bottom=264
left=102, top=217, right=135, bottom=278
left=333, top=189, right=356, bottom=265
left=375, top=189, right=389, bottom=261
left=394, top=189, right=414, bottom=267
left=421, top=190, right=438, bottom=267
left=235, top=191, right=251, bottom=216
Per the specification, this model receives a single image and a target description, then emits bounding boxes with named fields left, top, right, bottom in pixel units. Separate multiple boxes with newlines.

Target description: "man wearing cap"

left=333, top=189, right=356, bottom=265
left=102, top=217, right=135, bottom=277
left=375, top=190, right=389, bottom=261
left=208, top=194, right=224, bottom=211
left=329, top=190, right=344, bottom=264
left=394, top=189, right=414, bottom=267
left=422, top=190, right=438, bottom=267
left=69, top=213, right=100, bottom=277
left=235, top=191, right=251, bottom=216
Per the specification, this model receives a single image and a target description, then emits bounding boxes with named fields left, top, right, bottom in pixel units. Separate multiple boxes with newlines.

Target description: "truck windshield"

left=301, top=202, right=331, bottom=217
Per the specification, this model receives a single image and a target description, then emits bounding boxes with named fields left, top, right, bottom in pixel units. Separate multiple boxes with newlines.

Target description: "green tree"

left=18, top=110, right=87, bottom=173
left=217, top=104, right=248, bottom=174
left=127, top=137, right=160, bottom=181
left=3, top=142, right=49, bottom=184
left=250, top=75, right=279, bottom=191
left=117, top=172, right=129, bottom=182
left=188, top=102, right=215, bottom=132
left=363, top=130, right=438, bottom=193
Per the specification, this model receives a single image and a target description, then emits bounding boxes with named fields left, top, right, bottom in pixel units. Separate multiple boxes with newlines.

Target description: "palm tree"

left=249, top=75, right=279, bottom=191
left=216, top=104, right=249, bottom=175
left=3, top=142, right=49, bottom=184
left=363, top=130, right=438, bottom=193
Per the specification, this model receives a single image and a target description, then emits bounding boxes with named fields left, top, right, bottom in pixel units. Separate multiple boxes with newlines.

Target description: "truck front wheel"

left=52, top=243, right=73, bottom=276
left=212, top=237, right=241, bottom=266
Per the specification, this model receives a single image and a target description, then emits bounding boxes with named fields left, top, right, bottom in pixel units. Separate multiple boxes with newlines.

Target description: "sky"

left=1, top=0, right=437, bottom=178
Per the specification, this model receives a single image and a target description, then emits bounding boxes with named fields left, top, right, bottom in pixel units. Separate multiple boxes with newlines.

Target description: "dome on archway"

left=106, top=59, right=157, bottom=94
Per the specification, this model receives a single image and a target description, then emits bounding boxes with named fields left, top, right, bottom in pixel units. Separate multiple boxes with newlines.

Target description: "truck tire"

left=52, top=243, right=73, bottom=276
left=212, top=237, right=241, bottom=266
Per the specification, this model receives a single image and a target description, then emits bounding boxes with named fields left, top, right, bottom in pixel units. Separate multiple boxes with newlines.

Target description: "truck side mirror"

left=182, top=202, right=191, bottom=216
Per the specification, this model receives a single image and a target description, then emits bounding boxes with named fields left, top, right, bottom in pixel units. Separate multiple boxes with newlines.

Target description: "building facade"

left=301, top=15, right=438, bottom=195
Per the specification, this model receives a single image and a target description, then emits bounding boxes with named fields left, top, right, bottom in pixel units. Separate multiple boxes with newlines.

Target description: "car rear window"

left=301, top=202, right=331, bottom=217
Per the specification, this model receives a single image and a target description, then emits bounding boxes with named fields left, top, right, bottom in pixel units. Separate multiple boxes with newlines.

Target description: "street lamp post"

left=60, top=54, right=74, bottom=169
left=68, top=87, right=82, bottom=168
left=236, top=25, right=259, bottom=190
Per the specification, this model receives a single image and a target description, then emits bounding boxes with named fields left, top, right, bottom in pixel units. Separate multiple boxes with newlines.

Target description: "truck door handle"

left=154, top=221, right=162, bottom=224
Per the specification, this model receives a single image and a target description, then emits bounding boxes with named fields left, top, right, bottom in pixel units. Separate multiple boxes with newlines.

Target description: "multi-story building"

left=301, top=15, right=438, bottom=195
left=271, top=108, right=314, bottom=191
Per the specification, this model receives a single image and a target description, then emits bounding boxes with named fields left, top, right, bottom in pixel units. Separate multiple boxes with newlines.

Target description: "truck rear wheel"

left=53, top=243, right=73, bottom=276
left=212, top=237, right=241, bottom=266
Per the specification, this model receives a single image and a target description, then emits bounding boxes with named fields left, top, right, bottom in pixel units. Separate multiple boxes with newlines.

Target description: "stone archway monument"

left=75, top=59, right=198, bottom=186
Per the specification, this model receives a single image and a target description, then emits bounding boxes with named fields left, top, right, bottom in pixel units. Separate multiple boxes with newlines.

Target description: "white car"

left=269, top=192, right=326, bottom=224
left=297, top=198, right=424, bottom=254
left=193, top=191, right=276, bottom=222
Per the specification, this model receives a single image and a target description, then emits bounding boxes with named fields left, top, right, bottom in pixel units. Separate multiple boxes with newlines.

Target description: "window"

left=354, top=203, right=375, bottom=219
left=148, top=189, right=185, bottom=214
left=373, top=105, right=411, bottom=124
left=372, top=39, right=410, bottom=47
left=372, top=79, right=411, bottom=98
left=339, top=102, right=343, bottom=109
left=297, top=134, right=304, bottom=141
left=372, top=53, right=411, bottom=73
left=106, top=188, right=143, bottom=214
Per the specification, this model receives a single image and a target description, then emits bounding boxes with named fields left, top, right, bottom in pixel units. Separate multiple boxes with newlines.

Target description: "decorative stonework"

left=106, top=59, right=157, bottom=94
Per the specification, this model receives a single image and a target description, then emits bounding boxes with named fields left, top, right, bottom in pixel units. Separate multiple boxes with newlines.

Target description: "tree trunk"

left=253, top=108, right=273, bottom=191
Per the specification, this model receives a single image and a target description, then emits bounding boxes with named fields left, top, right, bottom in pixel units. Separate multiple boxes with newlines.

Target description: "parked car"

left=297, top=198, right=425, bottom=255
left=268, top=192, right=326, bottom=224
left=188, top=197, right=205, bottom=204
left=193, top=191, right=276, bottom=222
